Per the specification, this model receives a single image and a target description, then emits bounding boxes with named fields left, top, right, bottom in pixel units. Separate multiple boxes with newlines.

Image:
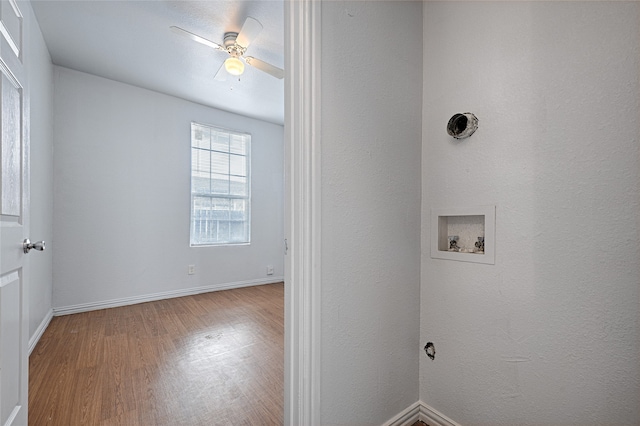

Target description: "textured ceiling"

left=31, top=0, right=285, bottom=125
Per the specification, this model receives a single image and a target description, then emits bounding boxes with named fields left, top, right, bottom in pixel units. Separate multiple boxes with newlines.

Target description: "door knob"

left=23, top=239, right=45, bottom=253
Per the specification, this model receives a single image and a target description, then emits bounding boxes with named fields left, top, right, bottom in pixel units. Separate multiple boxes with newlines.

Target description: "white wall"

left=53, top=67, right=284, bottom=309
left=26, top=1, right=54, bottom=343
left=320, top=2, right=422, bottom=424
left=421, top=2, right=640, bottom=425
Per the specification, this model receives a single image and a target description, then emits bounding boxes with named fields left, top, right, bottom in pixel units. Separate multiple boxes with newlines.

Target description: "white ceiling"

left=31, top=0, right=285, bottom=125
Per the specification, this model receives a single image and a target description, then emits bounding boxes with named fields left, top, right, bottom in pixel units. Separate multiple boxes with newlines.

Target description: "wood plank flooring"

left=29, top=283, right=284, bottom=426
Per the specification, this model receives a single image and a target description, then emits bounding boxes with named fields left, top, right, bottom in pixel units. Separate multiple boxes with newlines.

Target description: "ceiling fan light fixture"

left=172, top=17, right=284, bottom=80
left=224, top=57, right=244, bottom=76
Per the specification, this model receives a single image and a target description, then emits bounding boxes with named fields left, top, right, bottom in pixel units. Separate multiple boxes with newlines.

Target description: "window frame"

left=189, top=122, right=251, bottom=247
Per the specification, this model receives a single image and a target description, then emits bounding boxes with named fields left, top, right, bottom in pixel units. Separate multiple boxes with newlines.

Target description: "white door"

left=0, top=0, right=29, bottom=424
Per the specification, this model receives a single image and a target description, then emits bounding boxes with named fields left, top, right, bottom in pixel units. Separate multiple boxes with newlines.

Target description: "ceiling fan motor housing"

left=223, top=32, right=238, bottom=47
left=223, top=32, right=246, bottom=58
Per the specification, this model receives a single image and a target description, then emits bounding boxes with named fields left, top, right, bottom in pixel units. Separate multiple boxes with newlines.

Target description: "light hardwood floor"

left=29, top=283, right=284, bottom=425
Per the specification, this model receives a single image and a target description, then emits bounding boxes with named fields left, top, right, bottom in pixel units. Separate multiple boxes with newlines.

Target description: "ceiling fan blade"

left=244, top=56, right=284, bottom=79
left=214, top=61, right=227, bottom=81
left=236, top=17, right=263, bottom=49
left=170, top=26, right=225, bottom=51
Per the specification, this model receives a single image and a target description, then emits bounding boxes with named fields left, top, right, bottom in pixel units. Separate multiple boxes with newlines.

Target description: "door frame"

left=283, top=0, right=322, bottom=425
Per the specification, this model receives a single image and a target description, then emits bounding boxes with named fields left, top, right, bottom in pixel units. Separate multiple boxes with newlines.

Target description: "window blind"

left=190, top=123, right=251, bottom=245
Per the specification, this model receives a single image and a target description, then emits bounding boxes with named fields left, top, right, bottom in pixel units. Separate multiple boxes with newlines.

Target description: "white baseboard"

left=29, top=308, right=54, bottom=355
left=52, top=277, right=284, bottom=316
left=419, top=401, right=460, bottom=426
left=384, top=401, right=422, bottom=426
left=385, top=401, right=460, bottom=426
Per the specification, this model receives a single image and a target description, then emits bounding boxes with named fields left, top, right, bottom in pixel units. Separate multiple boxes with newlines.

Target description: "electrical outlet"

left=188, top=265, right=195, bottom=275
left=266, top=265, right=274, bottom=276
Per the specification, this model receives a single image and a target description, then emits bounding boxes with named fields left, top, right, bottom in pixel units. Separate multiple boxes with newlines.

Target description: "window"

left=190, top=123, right=251, bottom=246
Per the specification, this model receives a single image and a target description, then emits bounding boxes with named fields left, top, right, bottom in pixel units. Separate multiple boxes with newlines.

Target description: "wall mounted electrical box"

left=431, top=205, right=495, bottom=264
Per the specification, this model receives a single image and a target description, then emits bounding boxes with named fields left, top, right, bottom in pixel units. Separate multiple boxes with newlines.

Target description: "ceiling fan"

left=170, top=17, right=284, bottom=80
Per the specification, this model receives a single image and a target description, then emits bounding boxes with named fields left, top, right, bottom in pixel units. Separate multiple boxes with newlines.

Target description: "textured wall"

left=26, top=1, right=54, bottom=340
left=53, top=67, right=284, bottom=308
left=421, top=2, right=640, bottom=424
left=320, top=1, right=423, bottom=424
